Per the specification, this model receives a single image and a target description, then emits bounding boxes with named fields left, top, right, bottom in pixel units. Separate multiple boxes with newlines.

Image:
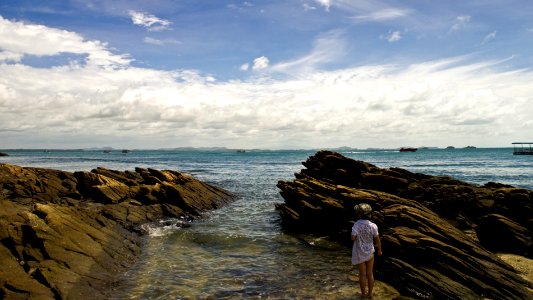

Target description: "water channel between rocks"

left=111, top=151, right=363, bottom=299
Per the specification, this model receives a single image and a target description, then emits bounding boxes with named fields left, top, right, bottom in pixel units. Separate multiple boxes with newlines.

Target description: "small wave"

left=140, top=218, right=191, bottom=237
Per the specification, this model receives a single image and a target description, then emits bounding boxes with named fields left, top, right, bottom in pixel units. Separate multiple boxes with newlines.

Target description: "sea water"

left=1, top=148, right=531, bottom=298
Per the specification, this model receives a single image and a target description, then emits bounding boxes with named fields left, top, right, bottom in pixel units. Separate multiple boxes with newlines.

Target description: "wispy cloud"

left=143, top=37, right=181, bottom=46
left=352, top=8, right=411, bottom=23
left=482, top=31, right=497, bottom=44
left=303, top=3, right=317, bottom=11
left=449, top=15, right=471, bottom=33
left=128, top=10, right=171, bottom=31
left=227, top=2, right=254, bottom=10
left=381, top=30, right=403, bottom=42
left=271, top=30, right=347, bottom=75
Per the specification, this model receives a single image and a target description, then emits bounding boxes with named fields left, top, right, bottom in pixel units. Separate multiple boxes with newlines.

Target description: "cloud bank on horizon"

left=1, top=0, right=533, bottom=149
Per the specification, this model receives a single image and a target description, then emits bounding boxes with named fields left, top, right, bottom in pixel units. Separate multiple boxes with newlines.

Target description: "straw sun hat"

left=354, top=203, right=372, bottom=218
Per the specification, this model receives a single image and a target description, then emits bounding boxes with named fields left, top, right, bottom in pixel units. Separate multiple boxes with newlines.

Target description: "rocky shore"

left=277, top=151, right=533, bottom=299
left=0, top=164, right=233, bottom=299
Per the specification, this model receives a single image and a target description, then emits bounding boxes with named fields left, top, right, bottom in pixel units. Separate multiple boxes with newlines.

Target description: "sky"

left=1, top=0, right=533, bottom=149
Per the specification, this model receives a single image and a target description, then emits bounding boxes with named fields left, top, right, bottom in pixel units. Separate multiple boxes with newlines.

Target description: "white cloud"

left=382, top=30, right=402, bottom=42
left=252, top=56, right=269, bottom=70
left=1, top=17, right=533, bottom=149
left=315, top=0, right=331, bottom=11
left=271, top=30, right=347, bottom=74
left=227, top=2, right=254, bottom=10
left=482, top=31, right=497, bottom=44
left=240, top=63, right=249, bottom=71
left=0, top=50, right=23, bottom=62
left=0, top=16, right=130, bottom=66
left=449, top=15, right=471, bottom=32
left=240, top=56, right=270, bottom=72
left=143, top=37, right=181, bottom=46
left=352, top=8, right=411, bottom=22
left=143, top=37, right=164, bottom=46
left=128, top=10, right=171, bottom=31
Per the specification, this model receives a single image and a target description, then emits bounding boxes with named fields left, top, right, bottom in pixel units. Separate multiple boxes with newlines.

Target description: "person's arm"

left=374, top=235, right=382, bottom=256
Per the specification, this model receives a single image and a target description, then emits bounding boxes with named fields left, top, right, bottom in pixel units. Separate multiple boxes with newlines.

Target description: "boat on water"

left=399, top=147, right=418, bottom=152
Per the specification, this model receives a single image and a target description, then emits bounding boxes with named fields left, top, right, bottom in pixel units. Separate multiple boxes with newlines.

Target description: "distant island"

left=1, top=146, right=514, bottom=153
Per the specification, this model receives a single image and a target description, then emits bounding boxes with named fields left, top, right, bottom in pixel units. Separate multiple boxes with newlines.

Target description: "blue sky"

left=1, top=0, right=533, bottom=149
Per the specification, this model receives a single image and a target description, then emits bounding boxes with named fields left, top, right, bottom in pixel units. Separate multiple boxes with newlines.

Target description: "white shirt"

left=351, top=219, right=379, bottom=265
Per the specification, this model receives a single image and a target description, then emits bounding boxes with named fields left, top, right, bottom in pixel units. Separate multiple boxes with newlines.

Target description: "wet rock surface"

left=0, top=164, right=233, bottom=299
left=276, top=150, right=533, bottom=299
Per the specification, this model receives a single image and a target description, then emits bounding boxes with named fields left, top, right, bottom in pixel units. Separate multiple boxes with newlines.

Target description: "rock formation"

left=276, top=150, right=533, bottom=299
left=0, top=152, right=8, bottom=156
left=0, top=164, right=233, bottom=299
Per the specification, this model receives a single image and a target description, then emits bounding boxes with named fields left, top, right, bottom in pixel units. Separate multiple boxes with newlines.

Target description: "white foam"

left=141, top=219, right=191, bottom=237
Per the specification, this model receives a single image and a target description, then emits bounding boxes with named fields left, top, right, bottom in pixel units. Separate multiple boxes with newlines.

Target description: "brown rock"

left=0, top=163, right=233, bottom=299
left=276, top=151, right=533, bottom=299
left=293, top=151, right=533, bottom=251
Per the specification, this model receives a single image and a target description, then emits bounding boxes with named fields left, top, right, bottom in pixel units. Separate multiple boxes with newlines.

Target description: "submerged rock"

left=0, top=164, right=233, bottom=299
left=276, top=150, right=533, bottom=299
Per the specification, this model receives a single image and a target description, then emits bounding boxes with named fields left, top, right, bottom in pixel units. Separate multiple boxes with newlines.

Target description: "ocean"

left=1, top=148, right=531, bottom=298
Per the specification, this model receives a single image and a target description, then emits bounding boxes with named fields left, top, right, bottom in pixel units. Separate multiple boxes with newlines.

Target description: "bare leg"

left=358, top=262, right=367, bottom=297
left=365, top=256, right=375, bottom=297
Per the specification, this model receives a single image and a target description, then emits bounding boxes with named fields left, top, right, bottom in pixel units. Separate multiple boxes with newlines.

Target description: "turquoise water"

left=1, top=148, right=531, bottom=298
